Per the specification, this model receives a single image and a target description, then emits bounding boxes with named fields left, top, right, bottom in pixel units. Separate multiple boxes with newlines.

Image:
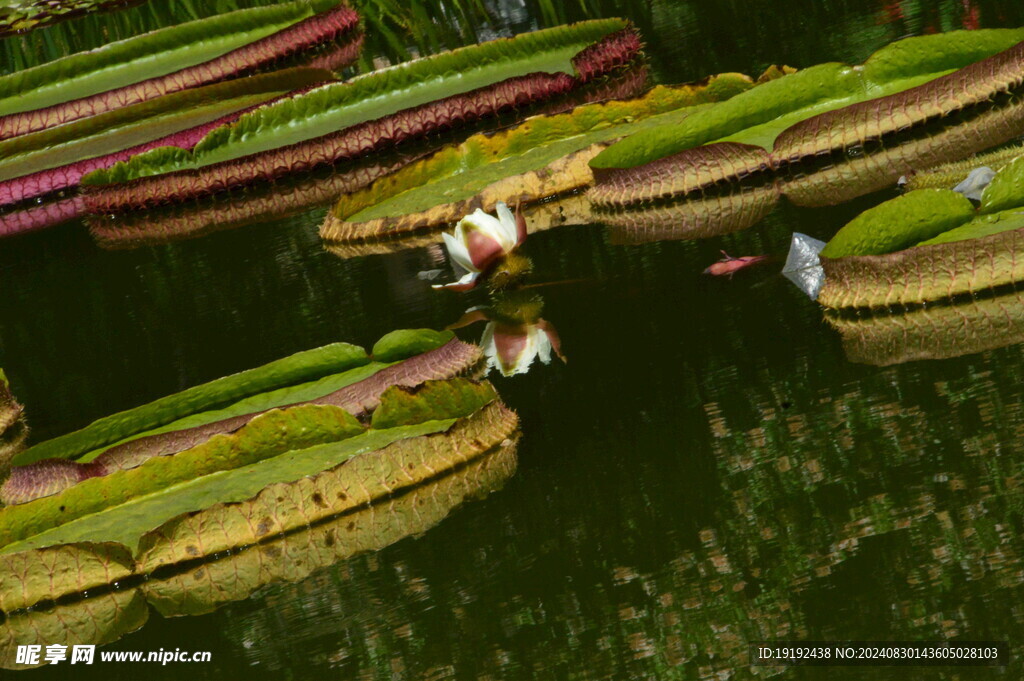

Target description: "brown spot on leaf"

left=311, top=492, right=327, bottom=508
left=255, top=517, right=273, bottom=537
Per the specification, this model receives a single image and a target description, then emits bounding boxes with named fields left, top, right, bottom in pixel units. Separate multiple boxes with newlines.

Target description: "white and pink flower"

left=449, top=304, right=564, bottom=377
left=480, top=319, right=563, bottom=376
left=433, top=202, right=527, bottom=291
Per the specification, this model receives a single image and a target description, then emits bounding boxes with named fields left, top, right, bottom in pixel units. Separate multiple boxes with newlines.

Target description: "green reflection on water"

left=0, top=0, right=492, bottom=76
left=212, top=246, right=1024, bottom=678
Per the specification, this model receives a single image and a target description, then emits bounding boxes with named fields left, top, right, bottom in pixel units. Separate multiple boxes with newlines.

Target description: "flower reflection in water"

left=449, top=290, right=565, bottom=377
left=435, top=201, right=562, bottom=376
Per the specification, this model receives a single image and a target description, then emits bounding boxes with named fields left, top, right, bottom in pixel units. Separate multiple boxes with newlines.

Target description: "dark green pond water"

left=4, top=0, right=1024, bottom=678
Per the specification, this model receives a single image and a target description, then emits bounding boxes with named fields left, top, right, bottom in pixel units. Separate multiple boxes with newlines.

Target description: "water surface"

left=3, top=0, right=1024, bottom=678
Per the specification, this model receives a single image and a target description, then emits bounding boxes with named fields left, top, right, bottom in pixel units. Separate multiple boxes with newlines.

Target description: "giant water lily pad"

left=0, top=67, right=337, bottom=232
left=0, top=0, right=364, bottom=236
left=0, top=0, right=148, bottom=37
left=87, top=154, right=413, bottom=249
left=0, top=405, right=366, bottom=545
left=820, top=189, right=976, bottom=258
left=0, top=0, right=358, bottom=139
left=588, top=28, right=1024, bottom=238
left=67, top=330, right=472, bottom=467
left=0, top=403, right=517, bottom=667
left=596, top=90, right=1024, bottom=241
left=826, top=289, right=1024, bottom=366
left=319, top=74, right=755, bottom=243
left=7, top=330, right=478, bottom=503
left=13, top=340, right=370, bottom=466
left=816, top=153, right=1024, bottom=308
left=81, top=19, right=643, bottom=210
left=902, top=142, right=1024, bottom=192
left=591, top=28, right=1024, bottom=181
left=0, top=375, right=503, bottom=554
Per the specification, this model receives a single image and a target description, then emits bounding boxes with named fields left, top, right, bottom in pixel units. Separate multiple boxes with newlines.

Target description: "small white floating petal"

left=416, top=269, right=444, bottom=281
left=431, top=271, right=479, bottom=290
left=955, top=166, right=997, bottom=202
left=782, top=232, right=828, bottom=300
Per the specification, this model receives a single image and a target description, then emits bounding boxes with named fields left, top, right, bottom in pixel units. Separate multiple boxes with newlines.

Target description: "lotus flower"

left=480, top=319, right=563, bottom=376
left=433, top=202, right=527, bottom=291
left=447, top=291, right=565, bottom=377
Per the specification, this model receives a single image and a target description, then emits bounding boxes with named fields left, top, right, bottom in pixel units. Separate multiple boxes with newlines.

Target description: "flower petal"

left=461, top=210, right=504, bottom=239
left=495, top=202, right=520, bottom=250
left=510, top=330, right=539, bottom=375
left=514, top=202, right=528, bottom=246
left=466, top=208, right=519, bottom=250
left=465, top=228, right=505, bottom=271
left=442, top=230, right=476, bottom=274
left=479, top=321, right=497, bottom=356
left=431, top=271, right=479, bottom=291
left=538, top=319, right=565, bottom=362
left=532, top=326, right=553, bottom=365
left=492, top=326, right=533, bottom=376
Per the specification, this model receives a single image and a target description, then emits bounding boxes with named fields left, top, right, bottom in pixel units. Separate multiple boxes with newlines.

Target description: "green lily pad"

left=821, top=189, right=976, bottom=258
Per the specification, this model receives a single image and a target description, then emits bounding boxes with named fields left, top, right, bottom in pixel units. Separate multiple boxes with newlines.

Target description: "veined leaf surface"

left=320, top=75, right=754, bottom=242
left=901, top=143, right=1024, bottom=191
left=13, top=342, right=369, bottom=466
left=0, top=403, right=516, bottom=659
left=0, top=377, right=504, bottom=553
left=87, top=155, right=412, bottom=249
left=137, top=401, right=518, bottom=569
left=820, top=189, right=976, bottom=258
left=0, top=68, right=334, bottom=210
left=142, top=430, right=516, bottom=616
left=0, top=405, right=365, bottom=550
left=81, top=20, right=642, bottom=208
left=0, top=404, right=519, bottom=662
left=827, top=289, right=1024, bottom=366
left=817, top=150, right=1024, bottom=308
left=64, top=335, right=476, bottom=471
left=590, top=28, right=1024, bottom=217
left=13, top=330, right=462, bottom=469
left=591, top=28, right=1024, bottom=173
left=0, top=0, right=358, bottom=138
